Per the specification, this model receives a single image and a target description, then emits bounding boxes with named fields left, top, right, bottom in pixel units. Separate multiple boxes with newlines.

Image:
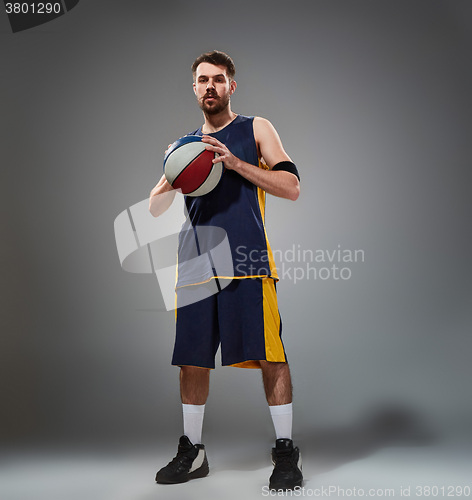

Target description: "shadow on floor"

left=209, top=403, right=435, bottom=474
left=299, top=403, right=435, bottom=475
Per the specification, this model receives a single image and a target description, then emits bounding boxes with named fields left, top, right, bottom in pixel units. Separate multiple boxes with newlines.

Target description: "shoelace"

left=273, top=451, right=296, bottom=470
left=167, top=448, right=194, bottom=468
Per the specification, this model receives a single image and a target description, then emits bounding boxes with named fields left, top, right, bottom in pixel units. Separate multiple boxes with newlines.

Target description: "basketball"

left=163, top=135, right=222, bottom=196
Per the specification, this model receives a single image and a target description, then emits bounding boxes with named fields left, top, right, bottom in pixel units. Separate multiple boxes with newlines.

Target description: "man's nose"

left=206, top=80, right=215, bottom=90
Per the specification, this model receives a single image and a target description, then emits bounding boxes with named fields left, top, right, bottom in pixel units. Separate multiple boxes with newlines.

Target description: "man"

left=149, top=50, right=302, bottom=491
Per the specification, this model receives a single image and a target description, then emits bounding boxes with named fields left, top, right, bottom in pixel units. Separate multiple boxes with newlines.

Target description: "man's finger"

left=201, top=135, right=221, bottom=146
left=204, top=143, right=222, bottom=153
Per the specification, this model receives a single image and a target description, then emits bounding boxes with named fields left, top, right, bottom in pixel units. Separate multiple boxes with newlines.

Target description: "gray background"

left=1, top=0, right=472, bottom=497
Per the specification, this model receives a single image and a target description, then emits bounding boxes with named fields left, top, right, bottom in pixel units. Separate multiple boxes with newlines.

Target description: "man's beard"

left=198, top=92, right=231, bottom=115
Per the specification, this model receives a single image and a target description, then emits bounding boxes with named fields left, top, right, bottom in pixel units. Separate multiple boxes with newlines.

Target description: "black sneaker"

left=269, top=438, right=303, bottom=491
left=155, top=435, right=209, bottom=484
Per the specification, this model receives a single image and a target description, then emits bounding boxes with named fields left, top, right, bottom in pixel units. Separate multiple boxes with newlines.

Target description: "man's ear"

left=193, top=82, right=197, bottom=95
left=230, top=79, right=237, bottom=95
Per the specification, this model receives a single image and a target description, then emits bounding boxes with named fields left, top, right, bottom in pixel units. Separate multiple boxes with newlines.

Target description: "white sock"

left=269, top=403, right=293, bottom=440
left=182, top=404, right=205, bottom=444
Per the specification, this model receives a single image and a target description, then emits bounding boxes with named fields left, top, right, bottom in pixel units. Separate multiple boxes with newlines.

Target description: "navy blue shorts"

left=172, top=277, right=286, bottom=369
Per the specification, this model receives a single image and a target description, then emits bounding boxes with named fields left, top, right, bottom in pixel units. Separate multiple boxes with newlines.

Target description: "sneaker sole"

left=269, top=478, right=303, bottom=491
left=155, top=464, right=209, bottom=484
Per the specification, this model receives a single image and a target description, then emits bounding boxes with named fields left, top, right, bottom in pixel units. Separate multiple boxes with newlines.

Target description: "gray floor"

left=2, top=426, right=471, bottom=500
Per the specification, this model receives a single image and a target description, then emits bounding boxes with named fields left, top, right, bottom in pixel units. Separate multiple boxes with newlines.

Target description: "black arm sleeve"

left=271, top=161, right=300, bottom=181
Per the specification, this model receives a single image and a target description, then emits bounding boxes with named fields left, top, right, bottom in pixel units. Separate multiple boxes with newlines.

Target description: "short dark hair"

left=191, top=50, right=235, bottom=81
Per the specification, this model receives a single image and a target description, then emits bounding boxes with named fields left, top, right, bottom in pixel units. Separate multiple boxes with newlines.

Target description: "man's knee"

left=180, top=365, right=210, bottom=378
left=260, top=360, right=290, bottom=373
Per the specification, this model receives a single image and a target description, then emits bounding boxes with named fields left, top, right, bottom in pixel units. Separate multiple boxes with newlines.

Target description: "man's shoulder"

left=253, top=116, right=272, bottom=127
left=253, top=116, right=278, bottom=139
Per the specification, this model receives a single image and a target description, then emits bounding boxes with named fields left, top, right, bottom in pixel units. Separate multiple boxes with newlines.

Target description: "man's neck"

left=202, top=109, right=237, bottom=134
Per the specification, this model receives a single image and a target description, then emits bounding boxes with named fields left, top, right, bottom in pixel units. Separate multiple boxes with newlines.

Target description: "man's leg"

left=260, top=360, right=292, bottom=406
left=180, top=365, right=210, bottom=404
left=156, top=278, right=217, bottom=485
left=180, top=366, right=209, bottom=445
left=260, top=360, right=302, bottom=491
left=260, top=360, right=293, bottom=440
left=155, top=365, right=210, bottom=484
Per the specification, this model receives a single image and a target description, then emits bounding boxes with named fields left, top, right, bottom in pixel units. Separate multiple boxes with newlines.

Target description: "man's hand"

left=201, top=135, right=241, bottom=171
left=200, top=123, right=300, bottom=201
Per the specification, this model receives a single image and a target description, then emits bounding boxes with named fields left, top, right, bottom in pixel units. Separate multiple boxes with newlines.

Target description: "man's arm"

left=149, top=173, right=176, bottom=217
left=201, top=117, right=300, bottom=201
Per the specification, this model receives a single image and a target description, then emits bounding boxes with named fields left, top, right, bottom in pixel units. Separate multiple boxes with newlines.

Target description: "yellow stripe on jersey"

left=175, top=254, right=179, bottom=322
left=257, top=160, right=279, bottom=281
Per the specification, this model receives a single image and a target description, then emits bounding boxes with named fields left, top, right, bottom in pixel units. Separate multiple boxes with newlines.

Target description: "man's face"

left=193, top=62, right=236, bottom=115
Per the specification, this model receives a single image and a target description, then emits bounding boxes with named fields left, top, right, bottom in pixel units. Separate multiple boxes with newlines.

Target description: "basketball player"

left=149, top=50, right=302, bottom=491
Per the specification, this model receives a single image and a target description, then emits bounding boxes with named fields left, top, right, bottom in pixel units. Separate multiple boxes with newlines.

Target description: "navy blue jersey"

left=176, top=115, right=278, bottom=287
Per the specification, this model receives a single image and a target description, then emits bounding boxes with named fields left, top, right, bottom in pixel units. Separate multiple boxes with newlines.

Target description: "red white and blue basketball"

left=163, top=135, right=222, bottom=196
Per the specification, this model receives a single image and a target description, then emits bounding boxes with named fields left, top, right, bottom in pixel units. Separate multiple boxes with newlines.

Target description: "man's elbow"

left=149, top=205, right=158, bottom=218
left=286, top=179, right=300, bottom=201
left=149, top=192, right=161, bottom=217
left=149, top=188, right=176, bottom=217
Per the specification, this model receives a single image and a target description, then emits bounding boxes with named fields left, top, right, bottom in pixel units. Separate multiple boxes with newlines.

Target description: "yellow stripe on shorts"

left=262, top=278, right=286, bottom=363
